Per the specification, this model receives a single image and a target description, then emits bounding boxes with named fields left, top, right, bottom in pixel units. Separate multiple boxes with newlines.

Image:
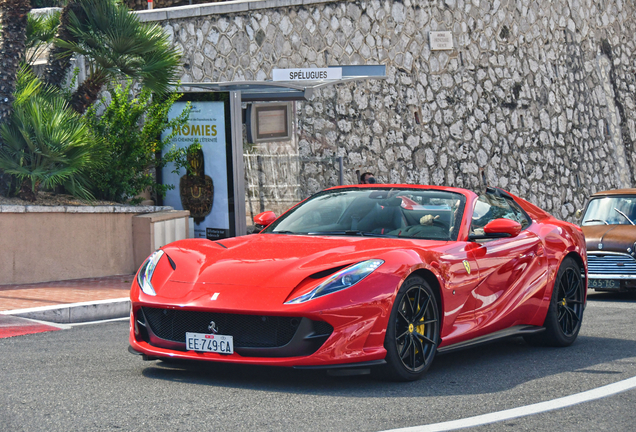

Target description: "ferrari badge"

left=463, top=260, right=471, bottom=274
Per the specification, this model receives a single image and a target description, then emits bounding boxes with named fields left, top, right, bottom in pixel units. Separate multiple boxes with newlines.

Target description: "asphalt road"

left=1, top=290, right=635, bottom=432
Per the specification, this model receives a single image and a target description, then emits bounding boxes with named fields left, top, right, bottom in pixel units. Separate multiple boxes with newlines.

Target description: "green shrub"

left=84, top=81, right=191, bottom=203
left=0, top=68, right=100, bottom=201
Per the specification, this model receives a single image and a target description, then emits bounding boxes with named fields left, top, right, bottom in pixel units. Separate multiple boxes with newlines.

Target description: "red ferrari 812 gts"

left=129, top=185, right=587, bottom=381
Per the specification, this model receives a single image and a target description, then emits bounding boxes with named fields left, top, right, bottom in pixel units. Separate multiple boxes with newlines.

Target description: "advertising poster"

left=162, top=101, right=230, bottom=239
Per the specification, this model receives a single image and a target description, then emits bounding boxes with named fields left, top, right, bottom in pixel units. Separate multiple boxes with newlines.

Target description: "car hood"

left=162, top=234, right=440, bottom=289
left=582, top=224, right=636, bottom=252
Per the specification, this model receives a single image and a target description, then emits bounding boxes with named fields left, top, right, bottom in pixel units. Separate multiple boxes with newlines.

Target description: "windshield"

left=582, top=196, right=636, bottom=226
left=263, top=188, right=467, bottom=241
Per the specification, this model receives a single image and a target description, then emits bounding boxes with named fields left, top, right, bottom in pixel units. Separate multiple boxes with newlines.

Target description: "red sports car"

left=129, top=185, right=587, bottom=381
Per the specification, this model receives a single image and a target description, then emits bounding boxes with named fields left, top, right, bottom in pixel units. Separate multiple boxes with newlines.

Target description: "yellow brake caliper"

left=413, top=296, right=425, bottom=353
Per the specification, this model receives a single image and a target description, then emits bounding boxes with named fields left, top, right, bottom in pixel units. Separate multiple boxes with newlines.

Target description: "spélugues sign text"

left=273, top=67, right=342, bottom=81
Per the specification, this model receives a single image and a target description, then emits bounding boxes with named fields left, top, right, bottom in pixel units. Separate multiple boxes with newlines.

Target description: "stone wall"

left=138, top=0, right=636, bottom=221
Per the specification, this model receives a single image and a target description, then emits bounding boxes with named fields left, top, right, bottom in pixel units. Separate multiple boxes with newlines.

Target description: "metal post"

left=229, top=91, right=247, bottom=236
left=257, top=155, right=265, bottom=213
left=338, top=156, right=344, bottom=185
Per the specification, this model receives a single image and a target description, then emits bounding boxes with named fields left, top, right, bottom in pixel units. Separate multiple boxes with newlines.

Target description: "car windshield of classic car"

left=262, top=188, right=466, bottom=240
left=582, top=196, right=636, bottom=226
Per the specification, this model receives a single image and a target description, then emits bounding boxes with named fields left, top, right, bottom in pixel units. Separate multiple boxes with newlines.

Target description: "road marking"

left=0, top=315, right=62, bottom=338
left=381, top=375, right=636, bottom=432
left=586, top=301, right=636, bottom=310
left=69, top=317, right=129, bottom=327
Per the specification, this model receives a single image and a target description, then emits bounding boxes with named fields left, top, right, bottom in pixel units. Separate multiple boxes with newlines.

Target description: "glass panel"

left=583, top=196, right=636, bottom=226
left=243, top=153, right=342, bottom=232
left=470, top=194, right=528, bottom=234
left=263, top=188, right=467, bottom=241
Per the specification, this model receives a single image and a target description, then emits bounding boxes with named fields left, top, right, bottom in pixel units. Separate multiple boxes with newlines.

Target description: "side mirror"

left=254, top=211, right=277, bottom=228
left=574, top=209, right=583, bottom=219
left=484, top=218, right=522, bottom=237
left=469, top=218, right=522, bottom=241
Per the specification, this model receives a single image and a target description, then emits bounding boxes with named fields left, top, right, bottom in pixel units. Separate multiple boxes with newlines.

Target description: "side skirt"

left=437, top=325, right=545, bottom=355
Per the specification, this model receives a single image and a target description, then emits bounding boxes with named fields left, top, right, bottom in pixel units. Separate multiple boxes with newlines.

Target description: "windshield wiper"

left=614, top=208, right=635, bottom=225
left=583, top=219, right=609, bottom=225
left=307, top=230, right=397, bottom=238
left=271, top=230, right=298, bottom=234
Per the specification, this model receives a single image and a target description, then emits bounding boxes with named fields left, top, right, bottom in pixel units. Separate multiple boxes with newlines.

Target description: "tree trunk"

left=44, top=1, right=87, bottom=89
left=69, top=71, right=107, bottom=114
left=0, top=0, right=32, bottom=125
left=18, top=177, right=37, bottom=202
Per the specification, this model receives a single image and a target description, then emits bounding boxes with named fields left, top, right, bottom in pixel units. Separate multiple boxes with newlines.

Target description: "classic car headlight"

left=286, top=259, right=384, bottom=304
left=137, top=250, right=164, bottom=296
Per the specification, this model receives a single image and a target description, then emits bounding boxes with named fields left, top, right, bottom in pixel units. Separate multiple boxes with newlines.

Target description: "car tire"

left=524, top=256, right=585, bottom=347
left=378, top=275, right=440, bottom=381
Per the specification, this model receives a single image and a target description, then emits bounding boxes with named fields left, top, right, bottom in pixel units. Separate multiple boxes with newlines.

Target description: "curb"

left=0, top=298, right=130, bottom=324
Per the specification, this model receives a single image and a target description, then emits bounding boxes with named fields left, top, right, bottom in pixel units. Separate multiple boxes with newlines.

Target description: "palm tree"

left=43, top=1, right=85, bottom=88
left=0, top=0, right=32, bottom=124
left=47, top=0, right=181, bottom=114
left=0, top=67, right=101, bottom=201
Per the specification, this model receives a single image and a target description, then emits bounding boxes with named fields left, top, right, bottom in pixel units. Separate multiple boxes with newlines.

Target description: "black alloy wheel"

left=380, top=276, right=440, bottom=381
left=525, top=256, right=585, bottom=347
left=555, top=264, right=585, bottom=337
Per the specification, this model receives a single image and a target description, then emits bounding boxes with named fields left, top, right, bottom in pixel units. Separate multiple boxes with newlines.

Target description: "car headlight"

left=137, top=250, right=164, bottom=296
left=285, top=259, right=384, bottom=304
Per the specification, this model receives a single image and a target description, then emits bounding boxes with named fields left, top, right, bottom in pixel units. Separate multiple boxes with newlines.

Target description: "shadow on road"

left=140, top=333, right=636, bottom=397
left=587, top=289, right=636, bottom=302
left=138, top=293, right=636, bottom=396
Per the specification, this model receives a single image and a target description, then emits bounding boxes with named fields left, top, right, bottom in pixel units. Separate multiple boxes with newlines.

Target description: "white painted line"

left=586, top=301, right=636, bottom=310
left=0, top=298, right=130, bottom=315
left=17, top=317, right=71, bottom=330
left=381, top=375, right=636, bottom=432
left=69, top=317, right=129, bottom=327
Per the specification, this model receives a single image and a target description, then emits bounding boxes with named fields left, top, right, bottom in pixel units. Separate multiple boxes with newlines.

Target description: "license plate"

left=186, top=332, right=233, bottom=354
left=588, top=279, right=619, bottom=289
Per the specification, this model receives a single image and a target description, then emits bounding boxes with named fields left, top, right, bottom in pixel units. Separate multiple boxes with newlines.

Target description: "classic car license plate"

left=186, top=332, right=233, bottom=354
left=588, top=279, right=619, bottom=289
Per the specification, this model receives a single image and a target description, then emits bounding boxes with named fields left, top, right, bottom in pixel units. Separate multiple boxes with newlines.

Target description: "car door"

left=468, top=193, right=548, bottom=333
left=437, top=242, right=481, bottom=344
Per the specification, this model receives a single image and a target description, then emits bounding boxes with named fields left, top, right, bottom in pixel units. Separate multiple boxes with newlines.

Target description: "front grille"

left=313, top=320, right=333, bottom=336
left=142, top=307, right=301, bottom=348
left=588, top=253, right=636, bottom=277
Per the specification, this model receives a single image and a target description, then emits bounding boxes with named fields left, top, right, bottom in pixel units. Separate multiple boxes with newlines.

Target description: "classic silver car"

left=580, top=188, right=636, bottom=291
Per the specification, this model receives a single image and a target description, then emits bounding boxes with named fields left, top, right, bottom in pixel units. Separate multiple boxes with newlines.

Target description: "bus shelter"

left=162, top=65, right=386, bottom=239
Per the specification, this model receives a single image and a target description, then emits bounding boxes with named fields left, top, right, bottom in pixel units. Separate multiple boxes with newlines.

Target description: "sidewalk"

left=0, top=275, right=133, bottom=323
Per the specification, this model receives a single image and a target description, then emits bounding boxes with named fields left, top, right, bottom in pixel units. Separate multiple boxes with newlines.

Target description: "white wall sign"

left=429, top=31, right=453, bottom=50
left=272, top=67, right=342, bottom=81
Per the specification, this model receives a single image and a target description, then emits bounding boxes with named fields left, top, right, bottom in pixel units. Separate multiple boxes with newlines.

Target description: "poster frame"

left=160, top=91, right=236, bottom=238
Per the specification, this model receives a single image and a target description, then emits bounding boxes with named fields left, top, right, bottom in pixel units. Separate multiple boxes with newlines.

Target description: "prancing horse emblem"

left=208, top=321, right=218, bottom=334
left=463, top=260, right=471, bottom=275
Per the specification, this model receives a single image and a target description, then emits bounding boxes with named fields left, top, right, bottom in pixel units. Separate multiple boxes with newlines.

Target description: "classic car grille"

left=142, top=307, right=302, bottom=348
left=587, top=253, right=636, bottom=277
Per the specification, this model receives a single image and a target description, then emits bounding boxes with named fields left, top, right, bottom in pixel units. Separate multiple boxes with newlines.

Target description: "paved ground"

left=0, top=290, right=634, bottom=431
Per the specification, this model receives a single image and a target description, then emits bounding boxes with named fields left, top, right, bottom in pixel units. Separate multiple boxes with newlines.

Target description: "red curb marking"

left=0, top=325, right=61, bottom=338
left=0, top=316, right=61, bottom=338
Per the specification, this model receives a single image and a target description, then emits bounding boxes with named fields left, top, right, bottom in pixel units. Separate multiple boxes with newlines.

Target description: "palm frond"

left=53, top=0, right=181, bottom=102
left=0, top=69, right=100, bottom=199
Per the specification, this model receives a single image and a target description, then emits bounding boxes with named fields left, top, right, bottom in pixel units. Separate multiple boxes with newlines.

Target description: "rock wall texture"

left=139, top=0, right=636, bottom=221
